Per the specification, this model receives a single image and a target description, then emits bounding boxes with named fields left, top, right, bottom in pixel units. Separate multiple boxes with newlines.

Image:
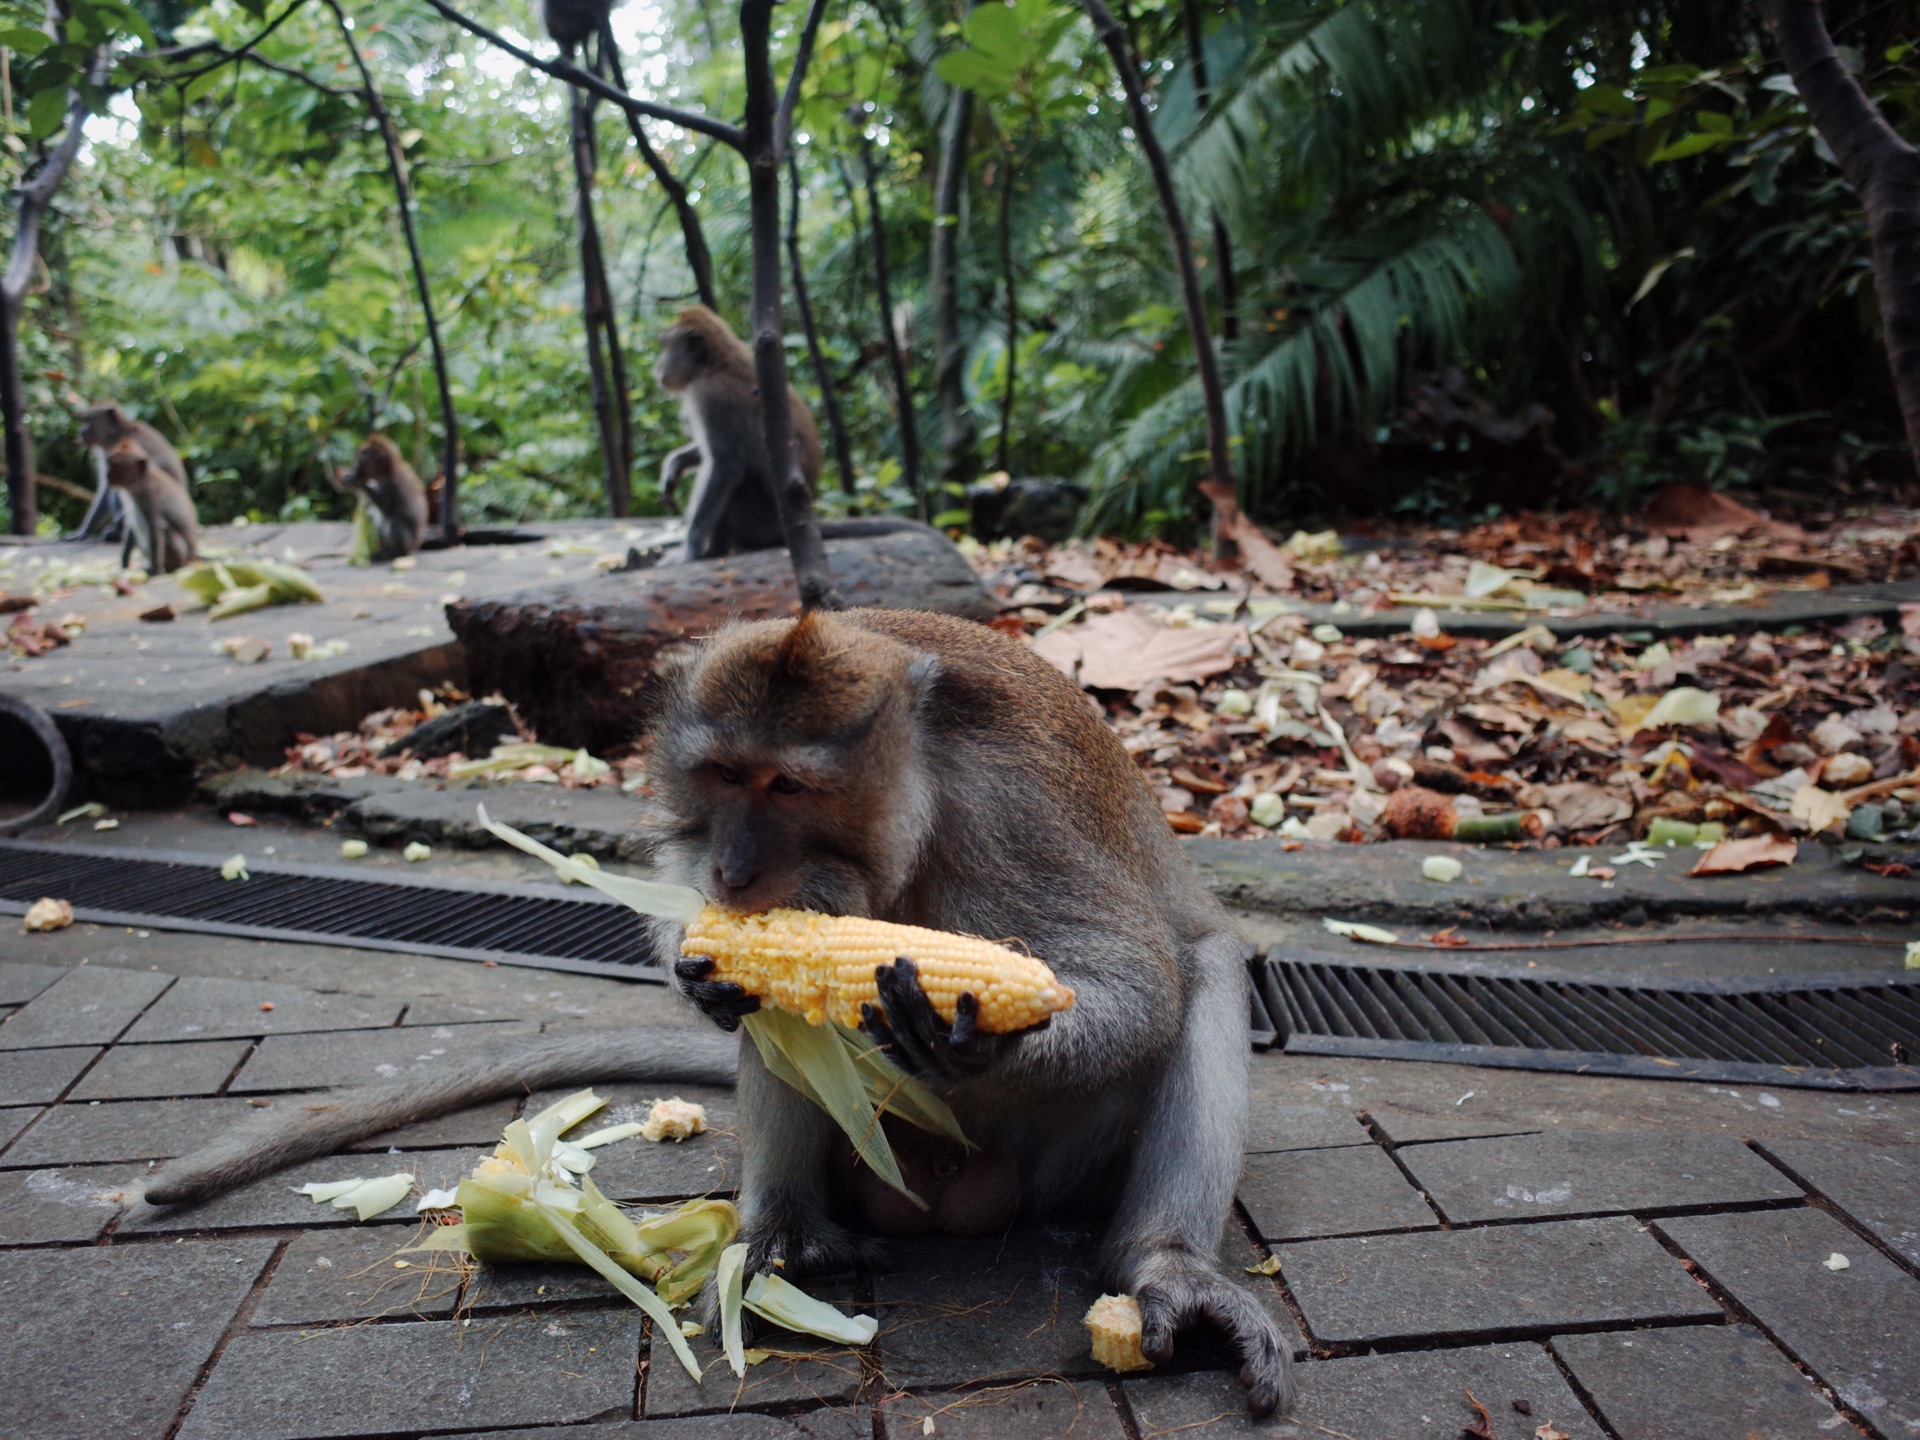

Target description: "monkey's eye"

left=769, top=774, right=806, bottom=796
left=715, top=765, right=746, bottom=786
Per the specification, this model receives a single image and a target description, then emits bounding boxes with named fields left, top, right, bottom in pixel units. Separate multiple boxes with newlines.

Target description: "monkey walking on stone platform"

left=333, top=434, right=428, bottom=561
left=74, top=401, right=190, bottom=543
left=143, top=607, right=1292, bottom=1416
left=105, top=439, right=198, bottom=574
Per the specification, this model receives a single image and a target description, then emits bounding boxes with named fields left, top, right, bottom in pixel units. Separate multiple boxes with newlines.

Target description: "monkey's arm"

left=140, top=1026, right=737, bottom=1209
left=70, top=450, right=112, bottom=540
left=660, top=443, right=701, bottom=509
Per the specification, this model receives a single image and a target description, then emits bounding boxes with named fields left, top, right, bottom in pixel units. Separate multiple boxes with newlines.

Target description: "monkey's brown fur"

left=333, top=433, right=428, bottom=561
left=105, top=439, right=198, bottom=574
left=80, top=401, right=188, bottom=489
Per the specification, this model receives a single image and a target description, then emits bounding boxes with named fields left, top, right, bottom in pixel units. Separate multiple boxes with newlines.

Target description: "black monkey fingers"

left=674, top=955, right=761, bottom=1033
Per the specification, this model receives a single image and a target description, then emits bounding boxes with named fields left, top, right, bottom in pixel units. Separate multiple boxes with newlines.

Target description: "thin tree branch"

left=774, top=0, right=832, bottom=160
left=157, top=0, right=310, bottom=82
left=420, top=0, right=745, bottom=150
left=788, top=148, right=857, bottom=494
left=599, top=27, right=716, bottom=309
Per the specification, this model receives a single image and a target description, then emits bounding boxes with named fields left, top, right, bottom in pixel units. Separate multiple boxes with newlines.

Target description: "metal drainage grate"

left=0, top=839, right=656, bottom=980
left=1251, top=955, right=1920, bottom=1091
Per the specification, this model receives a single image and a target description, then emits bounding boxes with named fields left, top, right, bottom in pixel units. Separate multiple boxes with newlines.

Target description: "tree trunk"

left=788, top=151, right=858, bottom=494
left=328, top=0, right=461, bottom=539
left=930, top=82, right=978, bottom=493
left=857, top=130, right=926, bottom=519
left=599, top=31, right=718, bottom=311
left=1080, top=0, right=1236, bottom=541
left=1182, top=0, right=1237, bottom=343
left=1766, top=0, right=1920, bottom=466
left=740, top=0, right=839, bottom=610
left=569, top=78, right=631, bottom=517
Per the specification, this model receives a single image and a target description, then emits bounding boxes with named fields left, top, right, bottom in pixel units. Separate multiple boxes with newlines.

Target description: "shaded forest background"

left=4, top=0, right=1914, bottom=537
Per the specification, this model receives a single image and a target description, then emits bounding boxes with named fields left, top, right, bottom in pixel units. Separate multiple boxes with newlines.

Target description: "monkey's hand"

left=673, top=955, right=761, bottom=1033
left=859, top=957, right=1042, bottom=1083
left=1136, top=1256, right=1295, bottom=1417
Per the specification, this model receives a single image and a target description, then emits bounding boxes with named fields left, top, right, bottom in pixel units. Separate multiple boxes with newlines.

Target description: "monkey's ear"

left=772, top=610, right=832, bottom=683
left=905, top=653, right=942, bottom=707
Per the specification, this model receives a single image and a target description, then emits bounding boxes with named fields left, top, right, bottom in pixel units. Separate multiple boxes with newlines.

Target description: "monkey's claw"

left=673, top=955, right=760, bottom=1032
left=1137, top=1265, right=1295, bottom=1417
left=859, top=957, right=1030, bottom=1081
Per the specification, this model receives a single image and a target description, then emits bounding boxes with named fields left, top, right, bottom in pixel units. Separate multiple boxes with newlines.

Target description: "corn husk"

left=297, top=1173, right=414, bottom=1221
left=348, top=494, right=379, bottom=567
left=177, top=559, right=324, bottom=615
left=744, top=1271, right=878, bottom=1346
left=475, top=807, right=969, bottom=1205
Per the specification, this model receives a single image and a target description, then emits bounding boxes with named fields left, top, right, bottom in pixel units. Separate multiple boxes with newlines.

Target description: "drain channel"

left=1253, top=955, right=1920, bottom=1090
left=0, top=839, right=656, bottom=979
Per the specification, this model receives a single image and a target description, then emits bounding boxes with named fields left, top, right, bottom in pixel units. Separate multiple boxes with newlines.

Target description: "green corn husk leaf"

left=743, top=1272, right=879, bottom=1346
left=236, top=559, right=325, bottom=604
left=349, top=494, right=377, bottom=567
left=207, top=581, right=273, bottom=620
left=844, top=1028, right=968, bottom=1146
left=717, top=1242, right=749, bottom=1377
left=477, top=804, right=703, bottom=921
left=638, top=1198, right=739, bottom=1304
left=544, top=1195, right=707, bottom=1381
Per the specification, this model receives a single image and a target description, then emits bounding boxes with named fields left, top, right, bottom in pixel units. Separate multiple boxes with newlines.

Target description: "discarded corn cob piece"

left=681, top=904, right=1073, bottom=1033
left=1085, top=1294, right=1153, bottom=1373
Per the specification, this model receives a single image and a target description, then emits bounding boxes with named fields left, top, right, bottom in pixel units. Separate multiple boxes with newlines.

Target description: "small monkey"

left=106, top=439, right=198, bottom=574
left=75, top=401, right=190, bottom=541
left=539, top=0, right=613, bottom=49
left=145, top=608, right=1291, bottom=1415
left=333, top=434, right=428, bottom=561
left=656, top=305, right=823, bottom=561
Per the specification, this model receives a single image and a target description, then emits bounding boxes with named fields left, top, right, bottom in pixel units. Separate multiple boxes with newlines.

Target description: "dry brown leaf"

left=1544, top=782, right=1633, bottom=832
left=1030, top=607, right=1246, bottom=691
left=1790, top=783, right=1851, bottom=834
left=1689, top=835, right=1797, bottom=875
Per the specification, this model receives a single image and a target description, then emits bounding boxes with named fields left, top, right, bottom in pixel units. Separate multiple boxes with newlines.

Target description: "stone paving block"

left=883, top=1378, right=1128, bottom=1438
left=1280, top=1216, right=1721, bottom=1345
left=0, top=965, right=171, bottom=1049
left=124, top=974, right=402, bottom=1042
left=444, top=1409, right=870, bottom=1439
left=464, top=1259, right=623, bottom=1311
left=1246, top=1102, right=1373, bottom=1154
left=177, top=1310, right=643, bottom=1440
left=0, top=1104, right=39, bottom=1150
left=1365, top=1104, right=1540, bottom=1146
left=1400, top=1131, right=1805, bottom=1223
left=874, top=1228, right=1109, bottom=1389
left=0, top=961, right=67, bottom=1006
left=1, top=1096, right=254, bottom=1166
left=1658, top=1208, right=1920, bottom=1434
left=0, top=1236, right=275, bottom=1440
left=0, top=1044, right=98, bottom=1103
left=1124, top=1344, right=1602, bottom=1438
left=1756, top=1138, right=1920, bottom=1266
left=231, top=1021, right=535, bottom=1091
left=644, top=1275, right=869, bottom=1416
left=0, top=1164, right=136, bottom=1242
left=250, top=1226, right=464, bottom=1326
left=1216, top=1224, right=1308, bottom=1358
left=1556, top=1324, right=1844, bottom=1439
left=67, top=1039, right=252, bottom=1100
left=349, top=1094, right=523, bottom=1151
left=127, top=1149, right=484, bottom=1233
left=1240, top=1144, right=1436, bottom=1241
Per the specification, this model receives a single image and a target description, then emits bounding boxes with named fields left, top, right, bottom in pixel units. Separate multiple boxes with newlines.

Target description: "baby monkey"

left=334, top=434, right=428, bottom=561
left=106, top=439, right=198, bottom=574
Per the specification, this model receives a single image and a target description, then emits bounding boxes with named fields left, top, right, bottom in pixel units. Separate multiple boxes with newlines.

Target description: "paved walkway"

left=3, top=910, right=1917, bottom=1440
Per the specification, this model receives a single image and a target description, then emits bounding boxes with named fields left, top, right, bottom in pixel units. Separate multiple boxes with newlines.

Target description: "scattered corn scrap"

left=1085, top=1294, right=1153, bottom=1373
left=22, top=897, right=73, bottom=932
left=639, top=1099, right=707, bottom=1143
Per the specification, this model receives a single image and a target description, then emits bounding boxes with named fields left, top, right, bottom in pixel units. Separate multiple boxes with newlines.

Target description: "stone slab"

left=0, top=1044, right=97, bottom=1103
left=444, top=1411, right=870, bottom=1439
left=1239, top=1144, right=1436, bottom=1241
left=1279, top=1216, right=1721, bottom=1345
left=1400, top=1131, right=1805, bottom=1223
left=0, top=965, right=171, bottom=1049
left=882, top=1379, right=1127, bottom=1438
left=1556, top=1323, right=1844, bottom=1439
left=1245, top=1081, right=1373, bottom=1153
left=69, top=1039, right=252, bottom=1100
left=1, top=1096, right=253, bottom=1167
left=126, top=1150, right=483, bottom=1233
left=124, top=974, right=403, bottom=1042
left=345, top=783, right=658, bottom=863
left=1756, top=1138, right=1920, bottom=1266
left=464, top=1259, right=624, bottom=1311
left=0, top=1237, right=275, bottom=1440
left=1657, top=1208, right=1920, bottom=1433
left=230, top=1021, right=535, bottom=1091
left=1124, top=1343, right=1602, bottom=1438
left=0, top=961, right=67, bottom=1005
left=0, top=1104, right=38, bottom=1149
left=177, top=1310, right=643, bottom=1440
left=546, top=1084, right=741, bottom=1201
left=0, top=1164, right=133, bottom=1242
left=250, top=1226, right=464, bottom=1326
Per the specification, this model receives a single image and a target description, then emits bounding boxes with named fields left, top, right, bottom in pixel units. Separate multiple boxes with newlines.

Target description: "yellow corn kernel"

left=1084, top=1294, right=1153, bottom=1373
left=680, top=904, right=1073, bottom=1034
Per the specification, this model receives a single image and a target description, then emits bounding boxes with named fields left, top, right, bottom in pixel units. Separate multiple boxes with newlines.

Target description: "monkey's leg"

left=141, top=1026, right=736, bottom=1209
left=1102, top=932, right=1295, bottom=1416
left=69, top=451, right=112, bottom=540
left=735, top=1039, right=894, bottom=1276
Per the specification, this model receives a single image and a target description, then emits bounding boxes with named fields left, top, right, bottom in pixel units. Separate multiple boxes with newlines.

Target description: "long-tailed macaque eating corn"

left=680, top=904, right=1074, bottom=1033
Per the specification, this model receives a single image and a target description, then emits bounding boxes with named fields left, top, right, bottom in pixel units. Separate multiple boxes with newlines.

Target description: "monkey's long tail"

left=139, top=1026, right=738, bottom=1210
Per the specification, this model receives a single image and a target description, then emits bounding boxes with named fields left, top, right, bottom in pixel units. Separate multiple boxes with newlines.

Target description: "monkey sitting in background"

left=75, top=400, right=190, bottom=541
left=333, top=434, right=428, bottom=561
left=142, top=607, right=1292, bottom=1416
left=105, top=439, right=198, bottom=574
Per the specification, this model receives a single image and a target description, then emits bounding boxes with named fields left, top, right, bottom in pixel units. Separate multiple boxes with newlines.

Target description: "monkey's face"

left=654, top=325, right=709, bottom=392
left=105, top=446, right=147, bottom=491
left=79, top=405, right=120, bottom=449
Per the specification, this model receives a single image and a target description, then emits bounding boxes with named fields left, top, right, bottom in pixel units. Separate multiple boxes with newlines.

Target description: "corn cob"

left=681, top=904, right=1073, bottom=1034
left=1084, top=1294, right=1153, bottom=1373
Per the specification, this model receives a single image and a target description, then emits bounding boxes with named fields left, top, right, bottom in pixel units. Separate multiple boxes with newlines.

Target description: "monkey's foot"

left=744, top=1210, right=895, bottom=1278
left=860, top=958, right=1039, bottom=1082
left=674, top=955, right=761, bottom=1033
left=1135, top=1257, right=1296, bottom=1417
